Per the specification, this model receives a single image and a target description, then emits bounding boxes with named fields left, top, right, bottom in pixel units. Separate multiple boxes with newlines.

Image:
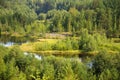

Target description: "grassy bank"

left=20, top=38, right=120, bottom=56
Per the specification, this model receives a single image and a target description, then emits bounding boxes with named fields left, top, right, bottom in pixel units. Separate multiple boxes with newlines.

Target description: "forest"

left=0, top=0, right=120, bottom=80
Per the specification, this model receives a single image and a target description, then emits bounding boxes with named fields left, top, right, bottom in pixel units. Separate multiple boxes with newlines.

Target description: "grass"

left=20, top=39, right=80, bottom=56
left=20, top=39, right=60, bottom=51
left=111, top=38, right=120, bottom=43
left=20, top=41, right=120, bottom=56
left=98, top=42, right=120, bottom=54
left=29, top=50, right=81, bottom=56
left=37, top=39, right=60, bottom=44
left=20, top=41, right=81, bottom=56
left=20, top=42, right=34, bottom=52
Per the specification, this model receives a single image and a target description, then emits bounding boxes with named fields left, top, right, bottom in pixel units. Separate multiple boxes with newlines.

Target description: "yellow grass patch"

left=37, top=39, right=59, bottom=44
left=20, top=42, right=34, bottom=52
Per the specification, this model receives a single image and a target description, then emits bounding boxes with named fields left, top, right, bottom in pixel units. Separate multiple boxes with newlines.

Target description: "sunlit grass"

left=20, top=42, right=34, bottom=52
left=37, top=39, right=59, bottom=44
left=99, top=42, right=120, bottom=53
left=20, top=37, right=120, bottom=56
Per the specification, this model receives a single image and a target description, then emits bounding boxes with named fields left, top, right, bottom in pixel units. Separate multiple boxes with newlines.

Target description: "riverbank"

left=1, top=32, right=120, bottom=56
left=20, top=40, right=120, bottom=56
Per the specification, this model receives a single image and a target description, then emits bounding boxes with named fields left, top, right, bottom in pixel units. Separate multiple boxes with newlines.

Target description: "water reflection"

left=0, top=42, right=14, bottom=47
left=87, top=62, right=93, bottom=68
left=24, top=52, right=42, bottom=60
left=0, top=34, right=36, bottom=44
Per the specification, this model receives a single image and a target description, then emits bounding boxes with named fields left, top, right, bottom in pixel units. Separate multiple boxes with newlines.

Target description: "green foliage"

left=79, top=29, right=98, bottom=52
left=53, top=40, right=67, bottom=51
left=0, top=45, right=87, bottom=79
left=41, top=56, right=84, bottom=80
left=0, top=46, right=120, bottom=80
left=0, top=0, right=120, bottom=80
left=38, top=13, right=46, bottom=20
left=92, top=51, right=120, bottom=79
left=99, top=68, right=119, bottom=80
left=26, top=20, right=47, bottom=35
left=35, top=42, right=52, bottom=51
left=0, top=0, right=120, bottom=38
left=0, top=46, right=8, bottom=76
left=71, top=59, right=88, bottom=80
left=78, top=29, right=109, bottom=52
left=0, top=56, right=6, bottom=75
left=34, top=38, right=79, bottom=51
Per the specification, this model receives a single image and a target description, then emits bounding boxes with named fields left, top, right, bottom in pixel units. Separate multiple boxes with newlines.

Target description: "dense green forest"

left=0, top=0, right=120, bottom=37
left=0, top=0, right=120, bottom=80
left=0, top=46, right=120, bottom=80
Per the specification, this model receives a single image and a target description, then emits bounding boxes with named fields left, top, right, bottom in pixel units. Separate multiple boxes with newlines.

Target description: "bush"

left=79, top=29, right=98, bottom=52
left=92, top=51, right=120, bottom=79
left=52, top=40, right=67, bottom=51
left=34, top=42, right=52, bottom=51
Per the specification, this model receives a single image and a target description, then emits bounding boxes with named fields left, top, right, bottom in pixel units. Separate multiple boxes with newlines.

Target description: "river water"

left=0, top=41, right=42, bottom=60
left=0, top=42, right=15, bottom=47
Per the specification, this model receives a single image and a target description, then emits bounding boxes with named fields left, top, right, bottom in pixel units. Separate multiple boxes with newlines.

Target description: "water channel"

left=0, top=35, right=92, bottom=68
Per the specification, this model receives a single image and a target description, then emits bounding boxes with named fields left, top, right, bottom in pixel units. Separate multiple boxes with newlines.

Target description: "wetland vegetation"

left=0, top=0, right=120, bottom=80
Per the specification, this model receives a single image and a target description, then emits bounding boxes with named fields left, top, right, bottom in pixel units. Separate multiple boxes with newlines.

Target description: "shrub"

left=34, top=42, right=52, bottom=51
left=79, top=29, right=98, bottom=52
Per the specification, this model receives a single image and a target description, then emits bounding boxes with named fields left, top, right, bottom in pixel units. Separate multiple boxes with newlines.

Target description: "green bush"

left=92, top=51, right=120, bottom=79
left=0, top=46, right=120, bottom=80
left=52, top=40, right=67, bottom=51
left=35, top=42, right=52, bottom=51
left=79, top=29, right=98, bottom=52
